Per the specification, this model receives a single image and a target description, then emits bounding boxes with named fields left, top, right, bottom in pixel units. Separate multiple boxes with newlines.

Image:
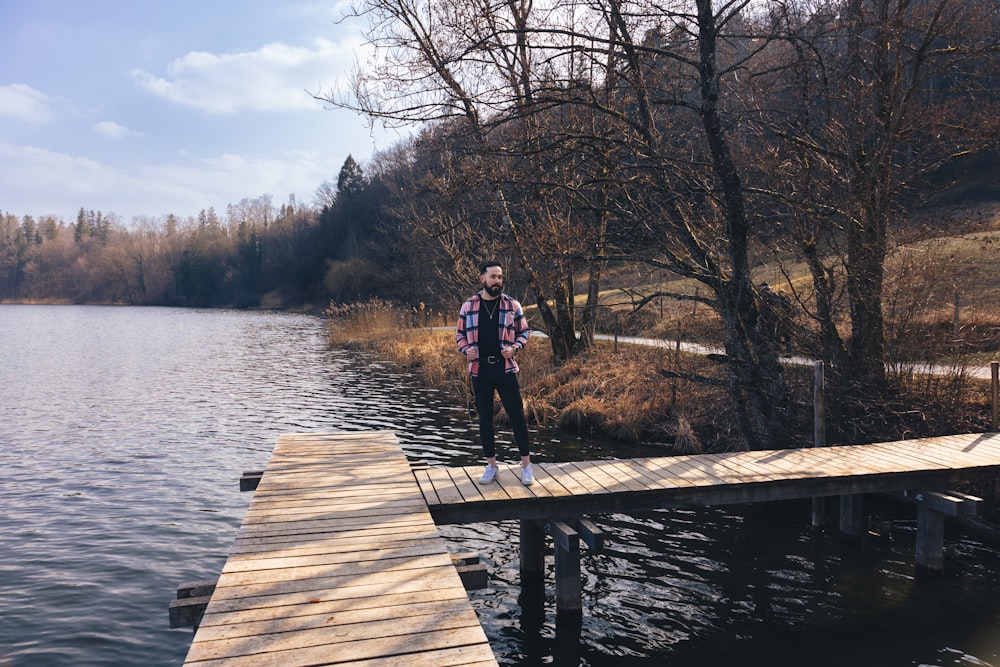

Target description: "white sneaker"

left=479, top=464, right=498, bottom=484
left=521, top=464, right=534, bottom=486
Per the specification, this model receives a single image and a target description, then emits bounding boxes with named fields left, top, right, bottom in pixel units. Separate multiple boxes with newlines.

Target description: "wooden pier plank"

left=559, top=462, right=615, bottom=494
left=198, top=585, right=472, bottom=630
left=631, top=457, right=701, bottom=488
left=194, top=598, right=476, bottom=643
left=419, top=432, right=1000, bottom=525
left=202, top=567, right=463, bottom=615
left=893, top=438, right=1000, bottom=468
left=529, top=463, right=577, bottom=497
left=424, top=466, right=471, bottom=506
left=604, top=458, right=679, bottom=488
left=228, top=524, right=439, bottom=553
left=412, top=468, right=441, bottom=506
left=226, top=535, right=443, bottom=561
left=538, top=462, right=594, bottom=496
left=185, top=626, right=496, bottom=667
left=493, top=465, right=537, bottom=499
left=580, top=460, right=647, bottom=492
left=185, top=605, right=485, bottom=663
left=654, top=454, right=735, bottom=487
left=184, top=432, right=498, bottom=667
left=464, top=465, right=516, bottom=502
left=244, top=496, right=429, bottom=518
left=447, top=466, right=489, bottom=503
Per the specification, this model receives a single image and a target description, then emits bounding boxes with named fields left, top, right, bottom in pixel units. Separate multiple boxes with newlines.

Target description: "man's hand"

left=465, top=347, right=479, bottom=360
left=501, top=345, right=515, bottom=359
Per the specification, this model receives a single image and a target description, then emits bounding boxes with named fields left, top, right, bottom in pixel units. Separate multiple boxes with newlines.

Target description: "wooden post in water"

left=812, top=362, right=826, bottom=529
left=839, top=495, right=865, bottom=538
left=549, top=521, right=583, bottom=617
left=521, top=518, right=604, bottom=616
left=916, top=502, right=945, bottom=571
left=991, top=361, right=998, bottom=432
left=519, top=519, right=546, bottom=587
left=913, top=491, right=979, bottom=571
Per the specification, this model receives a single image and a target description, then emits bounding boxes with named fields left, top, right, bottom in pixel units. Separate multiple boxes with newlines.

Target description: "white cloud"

left=0, top=140, right=344, bottom=221
left=0, top=142, right=115, bottom=211
left=94, top=121, right=140, bottom=139
left=130, top=37, right=365, bottom=114
left=0, top=83, right=54, bottom=123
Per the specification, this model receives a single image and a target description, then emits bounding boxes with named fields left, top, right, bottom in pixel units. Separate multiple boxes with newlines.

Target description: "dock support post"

left=991, top=361, right=998, bottom=432
left=169, top=580, right=216, bottom=631
left=916, top=503, right=945, bottom=571
left=812, top=362, right=826, bottom=529
left=518, top=518, right=605, bottom=617
left=548, top=521, right=582, bottom=617
left=520, top=519, right=546, bottom=587
left=240, top=470, right=263, bottom=492
left=812, top=497, right=827, bottom=530
left=839, top=495, right=865, bottom=538
left=912, top=491, right=981, bottom=571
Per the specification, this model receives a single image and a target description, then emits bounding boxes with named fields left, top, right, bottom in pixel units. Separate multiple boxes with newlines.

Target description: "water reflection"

left=2, top=306, right=1000, bottom=666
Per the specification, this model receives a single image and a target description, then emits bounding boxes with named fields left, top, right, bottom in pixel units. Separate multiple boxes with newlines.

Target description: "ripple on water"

left=4, top=306, right=1000, bottom=667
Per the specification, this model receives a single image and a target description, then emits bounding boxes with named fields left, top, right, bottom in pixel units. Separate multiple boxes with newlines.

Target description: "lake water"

left=2, top=305, right=1000, bottom=666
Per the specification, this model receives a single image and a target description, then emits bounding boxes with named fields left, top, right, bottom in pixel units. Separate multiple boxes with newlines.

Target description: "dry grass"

left=326, top=300, right=738, bottom=451
left=884, top=230, right=1000, bottom=365
left=579, top=221, right=1000, bottom=374
left=326, top=212, right=1000, bottom=452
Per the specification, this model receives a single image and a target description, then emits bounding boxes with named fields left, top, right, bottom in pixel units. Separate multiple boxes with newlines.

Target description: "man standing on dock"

left=456, top=261, right=534, bottom=485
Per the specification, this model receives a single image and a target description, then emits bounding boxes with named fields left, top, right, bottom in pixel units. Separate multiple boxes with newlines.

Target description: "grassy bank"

left=325, top=299, right=998, bottom=455
left=325, top=300, right=730, bottom=453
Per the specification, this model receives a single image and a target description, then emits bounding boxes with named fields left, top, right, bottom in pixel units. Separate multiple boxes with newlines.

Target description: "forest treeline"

left=3, top=0, right=998, bottom=449
left=0, top=166, right=384, bottom=309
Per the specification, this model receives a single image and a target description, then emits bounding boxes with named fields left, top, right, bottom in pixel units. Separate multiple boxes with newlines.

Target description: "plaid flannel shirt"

left=455, top=293, right=530, bottom=376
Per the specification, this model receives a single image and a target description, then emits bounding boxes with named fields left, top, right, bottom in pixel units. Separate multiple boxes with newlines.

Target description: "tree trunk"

left=697, top=0, right=789, bottom=449
left=579, top=210, right=609, bottom=350
left=531, top=293, right=579, bottom=363
left=803, top=240, right=849, bottom=370
left=846, top=205, right=888, bottom=389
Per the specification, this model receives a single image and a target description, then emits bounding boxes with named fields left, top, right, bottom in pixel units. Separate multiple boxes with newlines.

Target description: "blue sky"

left=0, top=1, right=401, bottom=222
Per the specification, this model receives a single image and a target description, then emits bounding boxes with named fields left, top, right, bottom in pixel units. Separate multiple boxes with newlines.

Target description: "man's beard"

left=485, top=284, right=502, bottom=297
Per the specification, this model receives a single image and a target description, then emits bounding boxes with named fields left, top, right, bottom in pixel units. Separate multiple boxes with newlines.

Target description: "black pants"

left=472, top=364, right=530, bottom=459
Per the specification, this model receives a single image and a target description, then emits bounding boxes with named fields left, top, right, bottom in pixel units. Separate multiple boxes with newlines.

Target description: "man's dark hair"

left=480, top=260, right=503, bottom=275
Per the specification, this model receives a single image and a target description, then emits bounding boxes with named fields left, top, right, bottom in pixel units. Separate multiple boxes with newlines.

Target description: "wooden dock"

left=181, top=431, right=499, bottom=667
left=414, top=432, right=1000, bottom=525
left=179, top=430, right=1000, bottom=662
left=413, top=431, right=1000, bottom=613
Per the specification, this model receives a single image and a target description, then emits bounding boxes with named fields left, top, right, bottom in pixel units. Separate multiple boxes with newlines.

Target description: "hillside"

left=583, top=199, right=1000, bottom=364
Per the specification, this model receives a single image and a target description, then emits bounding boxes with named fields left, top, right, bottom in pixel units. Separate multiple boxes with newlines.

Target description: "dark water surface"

left=2, top=305, right=999, bottom=666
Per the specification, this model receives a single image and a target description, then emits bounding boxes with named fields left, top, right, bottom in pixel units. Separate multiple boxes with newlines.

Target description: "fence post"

left=672, top=321, right=681, bottom=407
left=812, top=362, right=826, bottom=529
left=953, top=288, right=961, bottom=338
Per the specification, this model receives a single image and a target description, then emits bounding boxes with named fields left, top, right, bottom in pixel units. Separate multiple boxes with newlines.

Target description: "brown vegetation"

left=327, top=285, right=999, bottom=454
left=326, top=300, right=733, bottom=451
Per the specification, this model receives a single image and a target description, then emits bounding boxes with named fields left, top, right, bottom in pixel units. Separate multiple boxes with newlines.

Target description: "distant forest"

left=3, top=0, right=998, bottom=446
left=0, top=155, right=400, bottom=310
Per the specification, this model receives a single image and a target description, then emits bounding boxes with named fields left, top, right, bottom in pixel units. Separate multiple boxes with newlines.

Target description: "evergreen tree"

left=74, top=208, right=88, bottom=244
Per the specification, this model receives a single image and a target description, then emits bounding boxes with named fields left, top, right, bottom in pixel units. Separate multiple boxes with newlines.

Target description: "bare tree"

left=324, top=0, right=796, bottom=445
left=325, top=0, right=618, bottom=361
left=750, top=0, right=1000, bottom=395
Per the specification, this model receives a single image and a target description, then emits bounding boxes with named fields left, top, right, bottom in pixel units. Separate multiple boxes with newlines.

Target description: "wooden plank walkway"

left=183, top=431, right=498, bottom=667
left=417, top=432, right=1000, bottom=524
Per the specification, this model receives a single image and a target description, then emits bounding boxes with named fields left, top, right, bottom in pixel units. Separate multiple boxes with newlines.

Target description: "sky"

left=0, top=1, right=404, bottom=223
